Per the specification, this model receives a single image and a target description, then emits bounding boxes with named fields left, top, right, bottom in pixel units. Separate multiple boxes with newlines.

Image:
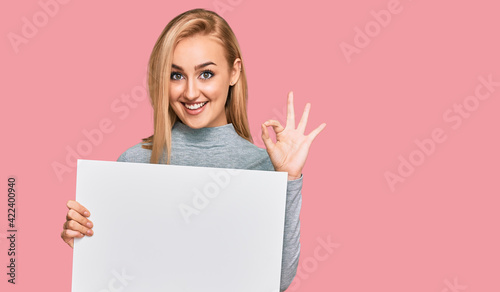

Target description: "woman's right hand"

left=61, top=200, right=94, bottom=248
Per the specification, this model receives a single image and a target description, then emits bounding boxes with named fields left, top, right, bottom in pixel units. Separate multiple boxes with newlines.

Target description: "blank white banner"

left=72, top=159, right=287, bottom=292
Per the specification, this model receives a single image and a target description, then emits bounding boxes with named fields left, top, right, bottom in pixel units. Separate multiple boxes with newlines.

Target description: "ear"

left=230, top=58, right=242, bottom=85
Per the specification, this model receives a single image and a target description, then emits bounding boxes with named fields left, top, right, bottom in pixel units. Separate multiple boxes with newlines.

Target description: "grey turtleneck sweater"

left=116, top=121, right=302, bottom=291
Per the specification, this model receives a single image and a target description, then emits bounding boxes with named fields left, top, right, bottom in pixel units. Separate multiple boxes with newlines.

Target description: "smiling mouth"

left=182, top=101, right=208, bottom=110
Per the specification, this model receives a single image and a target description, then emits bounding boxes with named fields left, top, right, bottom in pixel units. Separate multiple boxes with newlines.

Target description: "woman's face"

left=169, top=34, right=241, bottom=129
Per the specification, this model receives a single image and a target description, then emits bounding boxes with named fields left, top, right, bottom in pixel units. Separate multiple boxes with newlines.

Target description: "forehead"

left=172, top=35, right=227, bottom=69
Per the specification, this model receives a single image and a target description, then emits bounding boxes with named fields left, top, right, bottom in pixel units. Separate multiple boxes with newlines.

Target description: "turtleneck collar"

left=171, top=120, right=241, bottom=145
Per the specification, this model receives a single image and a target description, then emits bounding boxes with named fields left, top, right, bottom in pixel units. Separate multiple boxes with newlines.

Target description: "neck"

left=172, top=120, right=239, bottom=145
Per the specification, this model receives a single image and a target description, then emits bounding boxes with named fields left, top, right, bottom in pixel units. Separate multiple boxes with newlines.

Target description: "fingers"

left=67, top=200, right=91, bottom=217
left=67, top=208, right=93, bottom=229
left=65, top=200, right=93, bottom=235
left=64, top=219, right=93, bottom=236
left=62, top=200, right=93, bottom=248
left=286, top=91, right=295, bottom=128
left=261, top=123, right=275, bottom=152
left=307, top=123, right=327, bottom=143
left=297, top=103, right=311, bottom=134
left=263, top=120, right=285, bottom=134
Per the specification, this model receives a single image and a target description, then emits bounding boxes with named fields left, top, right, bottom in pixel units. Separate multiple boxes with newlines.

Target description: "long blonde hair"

left=141, top=8, right=252, bottom=164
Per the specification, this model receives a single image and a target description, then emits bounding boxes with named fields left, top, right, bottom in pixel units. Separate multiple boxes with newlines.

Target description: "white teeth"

left=184, top=102, right=207, bottom=110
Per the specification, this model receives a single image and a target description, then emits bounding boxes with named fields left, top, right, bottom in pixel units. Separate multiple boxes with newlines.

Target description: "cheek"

left=169, top=86, right=185, bottom=110
left=202, top=82, right=226, bottom=100
left=168, top=86, right=182, bottom=111
left=169, top=83, right=182, bottom=98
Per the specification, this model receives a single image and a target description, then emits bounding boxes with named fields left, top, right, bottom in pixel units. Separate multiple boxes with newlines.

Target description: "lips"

left=180, top=101, right=209, bottom=116
left=182, top=101, right=208, bottom=110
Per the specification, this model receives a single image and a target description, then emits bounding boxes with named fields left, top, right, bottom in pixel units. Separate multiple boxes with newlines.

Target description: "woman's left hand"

left=261, top=91, right=326, bottom=180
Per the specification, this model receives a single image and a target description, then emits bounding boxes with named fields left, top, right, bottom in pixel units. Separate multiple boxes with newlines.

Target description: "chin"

left=178, top=117, right=208, bottom=129
left=171, top=101, right=226, bottom=128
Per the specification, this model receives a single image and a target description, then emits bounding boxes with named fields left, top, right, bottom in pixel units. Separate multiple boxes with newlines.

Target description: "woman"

left=61, top=8, right=325, bottom=291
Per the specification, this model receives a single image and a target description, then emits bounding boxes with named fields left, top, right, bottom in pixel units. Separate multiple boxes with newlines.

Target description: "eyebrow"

left=171, top=61, right=216, bottom=71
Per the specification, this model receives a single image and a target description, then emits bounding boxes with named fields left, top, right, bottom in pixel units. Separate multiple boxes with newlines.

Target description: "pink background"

left=1, top=0, right=499, bottom=291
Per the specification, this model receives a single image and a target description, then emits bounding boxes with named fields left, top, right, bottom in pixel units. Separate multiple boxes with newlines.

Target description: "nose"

left=183, top=78, right=199, bottom=100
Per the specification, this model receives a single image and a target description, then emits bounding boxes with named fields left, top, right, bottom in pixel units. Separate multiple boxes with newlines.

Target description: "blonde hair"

left=141, top=8, right=252, bottom=164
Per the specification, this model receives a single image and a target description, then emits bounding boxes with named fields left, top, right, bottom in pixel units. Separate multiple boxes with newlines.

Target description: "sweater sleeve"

left=279, top=174, right=303, bottom=291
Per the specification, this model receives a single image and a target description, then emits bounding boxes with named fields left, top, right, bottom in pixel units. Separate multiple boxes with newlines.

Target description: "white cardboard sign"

left=72, top=159, right=287, bottom=292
